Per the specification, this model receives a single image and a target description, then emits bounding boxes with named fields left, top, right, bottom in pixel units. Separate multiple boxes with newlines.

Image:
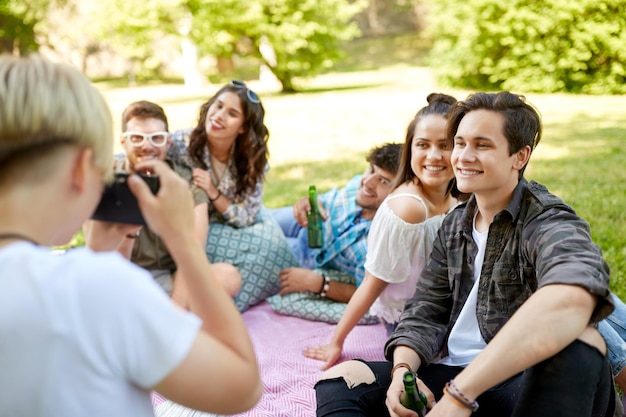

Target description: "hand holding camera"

left=126, top=160, right=196, bottom=246
left=91, top=172, right=160, bottom=226
left=89, top=160, right=195, bottom=252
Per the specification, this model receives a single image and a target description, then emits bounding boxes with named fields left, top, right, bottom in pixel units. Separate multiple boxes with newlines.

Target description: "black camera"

left=91, top=172, right=160, bottom=225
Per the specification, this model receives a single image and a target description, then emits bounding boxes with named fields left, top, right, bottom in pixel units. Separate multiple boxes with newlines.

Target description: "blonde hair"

left=0, top=54, right=113, bottom=181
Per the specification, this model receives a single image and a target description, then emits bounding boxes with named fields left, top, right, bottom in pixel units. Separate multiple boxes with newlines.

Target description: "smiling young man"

left=272, top=143, right=402, bottom=303
left=314, top=92, right=615, bottom=417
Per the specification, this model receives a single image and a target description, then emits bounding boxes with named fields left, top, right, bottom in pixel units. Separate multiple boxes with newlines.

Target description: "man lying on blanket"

left=272, top=142, right=402, bottom=303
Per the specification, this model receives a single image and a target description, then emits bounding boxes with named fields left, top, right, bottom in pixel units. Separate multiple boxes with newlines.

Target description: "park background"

left=3, top=0, right=625, bottom=298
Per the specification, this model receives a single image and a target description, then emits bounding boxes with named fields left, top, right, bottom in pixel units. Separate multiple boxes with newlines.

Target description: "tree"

left=36, top=0, right=103, bottom=73
left=425, top=0, right=626, bottom=94
left=85, top=0, right=186, bottom=81
left=0, top=0, right=59, bottom=55
left=187, top=0, right=366, bottom=92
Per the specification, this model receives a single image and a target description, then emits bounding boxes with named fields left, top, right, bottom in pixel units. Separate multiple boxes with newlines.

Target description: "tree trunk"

left=180, top=37, right=203, bottom=89
left=216, top=54, right=234, bottom=76
left=277, top=73, right=296, bottom=93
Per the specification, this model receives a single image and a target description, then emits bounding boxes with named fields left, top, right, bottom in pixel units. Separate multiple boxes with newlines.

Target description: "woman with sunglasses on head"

left=99, top=100, right=243, bottom=300
left=169, top=80, right=269, bottom=228
left=167, top=81, right=275, bottom=310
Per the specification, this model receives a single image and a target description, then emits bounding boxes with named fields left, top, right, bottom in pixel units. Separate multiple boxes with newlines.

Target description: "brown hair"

left=187, top=84, right=269, bottom=198
left=447, top=91, right=542, bottom=177
left=121, top=100, right=169, bottom=132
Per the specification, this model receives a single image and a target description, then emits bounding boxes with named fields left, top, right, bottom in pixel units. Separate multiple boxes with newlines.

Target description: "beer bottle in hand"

left=400, top=371, right=427, bottom=417
left=307, top=185, right=324, bottom=248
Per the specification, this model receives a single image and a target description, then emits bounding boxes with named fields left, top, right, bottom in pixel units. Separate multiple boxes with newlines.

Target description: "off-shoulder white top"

left=365, top=193, right=449, bottom=324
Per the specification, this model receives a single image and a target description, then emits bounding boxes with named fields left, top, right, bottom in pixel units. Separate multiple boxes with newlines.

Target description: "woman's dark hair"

left=187, top=84, right=269, bottom=197
left=393, top=93, right=458, bottom=196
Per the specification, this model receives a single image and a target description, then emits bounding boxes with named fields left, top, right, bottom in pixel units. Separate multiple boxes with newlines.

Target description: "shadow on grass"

left=334, top=33, right=432, bottom=73
left=140, top=82, right=392, bottom=104
left=281, top=82, right=391, bottom=95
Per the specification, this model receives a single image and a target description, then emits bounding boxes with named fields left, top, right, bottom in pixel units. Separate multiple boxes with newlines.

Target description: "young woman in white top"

left=303, top=93, right=462, bottom=370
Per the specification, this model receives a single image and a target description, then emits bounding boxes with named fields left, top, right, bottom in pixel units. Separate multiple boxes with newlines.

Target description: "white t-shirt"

left=0, top=242, right=201, bottom=417
left=440, top=223, right=488, bottom=366
left=366, top=193, right=447, bottom=324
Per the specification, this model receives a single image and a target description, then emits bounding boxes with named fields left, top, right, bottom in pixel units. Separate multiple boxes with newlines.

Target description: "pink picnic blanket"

left=152, top=301, right=388, bottom=417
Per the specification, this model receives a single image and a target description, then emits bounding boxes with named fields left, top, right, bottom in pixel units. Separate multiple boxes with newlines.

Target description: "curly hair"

left=366, top=143, right=402, bottom=176
left=187, top=84, right=269, bottom=198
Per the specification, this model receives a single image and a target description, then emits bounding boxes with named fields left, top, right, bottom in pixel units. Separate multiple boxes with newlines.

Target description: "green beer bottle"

left=307, top=185, right=324, bottom=248
left=400, top=371, right=427, bottom=417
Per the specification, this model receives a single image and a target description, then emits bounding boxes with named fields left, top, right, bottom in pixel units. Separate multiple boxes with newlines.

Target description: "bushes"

left=426, top=0, right=626, bottom=94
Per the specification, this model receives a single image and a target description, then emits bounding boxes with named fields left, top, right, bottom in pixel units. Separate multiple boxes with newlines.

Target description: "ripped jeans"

left=315, top=340, right=614, bottom=417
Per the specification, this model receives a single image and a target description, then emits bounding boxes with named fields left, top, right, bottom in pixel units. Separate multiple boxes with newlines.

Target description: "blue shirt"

left=314, top=175, right=371, bottom=285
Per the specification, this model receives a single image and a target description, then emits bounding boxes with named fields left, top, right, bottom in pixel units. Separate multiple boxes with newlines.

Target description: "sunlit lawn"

left=97, top=64, right=626, bottom=300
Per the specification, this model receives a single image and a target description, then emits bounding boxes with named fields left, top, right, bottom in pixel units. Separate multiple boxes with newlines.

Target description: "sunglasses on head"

left=230, top=79, right=260, bottom=104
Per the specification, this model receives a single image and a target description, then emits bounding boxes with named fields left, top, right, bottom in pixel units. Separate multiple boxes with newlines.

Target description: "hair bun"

left=426, top=93, right=457, bottom=106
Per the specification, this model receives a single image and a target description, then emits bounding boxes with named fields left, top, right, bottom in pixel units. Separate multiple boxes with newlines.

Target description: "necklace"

left=0, top=232, right=39, bottom=246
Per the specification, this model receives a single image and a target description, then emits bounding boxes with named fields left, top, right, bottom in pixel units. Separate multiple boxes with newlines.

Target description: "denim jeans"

left=271, top=206, right=317, bottom=269
left=599, top=293, right=626, bottom=378
left=315, top=340, right=614, bottom=417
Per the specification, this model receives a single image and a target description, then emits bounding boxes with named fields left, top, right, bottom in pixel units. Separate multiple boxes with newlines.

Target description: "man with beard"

left=272, top=143, right=402, bottom=303
left=102, top=100, right=241, bottom=302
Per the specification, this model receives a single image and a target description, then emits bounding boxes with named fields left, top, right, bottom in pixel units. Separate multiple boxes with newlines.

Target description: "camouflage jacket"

left=385, top=179, right=613, bottom=365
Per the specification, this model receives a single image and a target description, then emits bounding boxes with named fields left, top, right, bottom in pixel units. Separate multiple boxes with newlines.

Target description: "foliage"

left=0, top=0, right=58, bottom=54
left=187, top=0, right=366, bottom=92
left=425, top=0, right=626, bottom=94
left=28, top=0, right=364, bottom=89
left=31, top=0, right=186, bottom=79
left=333, top=32, right=431, bottom=72
left=86, top=0, right=185, bottom=79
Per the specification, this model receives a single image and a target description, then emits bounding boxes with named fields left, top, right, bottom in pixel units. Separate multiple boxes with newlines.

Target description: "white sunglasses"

left=122, top=131, right=171, bottom=147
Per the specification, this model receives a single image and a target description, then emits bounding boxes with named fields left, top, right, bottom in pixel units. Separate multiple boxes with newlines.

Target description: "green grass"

left=95, top=39, right=626, bottom=300
left=524, top=104, right=626, bottom=297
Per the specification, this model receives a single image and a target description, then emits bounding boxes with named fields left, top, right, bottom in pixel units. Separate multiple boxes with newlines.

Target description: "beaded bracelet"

left=318, top=274, right=330, bottom=298
left=444, top=380, right=479, bottom=412
left=442, top=386, right=468, bottom=410
left=317, top=275, right=326, bottom=293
